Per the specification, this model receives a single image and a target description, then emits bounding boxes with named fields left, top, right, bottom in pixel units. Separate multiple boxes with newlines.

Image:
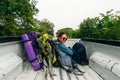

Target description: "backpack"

left=38, top=33, right=58, bottom=67
left=72, top=42, right=88, bottom=64
left=48, top=39, right=73, bottom=72
left=46, top=39, right=61, bottom=67
left=57, top=48, right=73, bottom=72
left=37, top=33, right=73, bottom=71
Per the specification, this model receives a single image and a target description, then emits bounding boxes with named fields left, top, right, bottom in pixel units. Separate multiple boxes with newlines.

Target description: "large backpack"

left=38, top=33, right=58, bottom=67
left=47, top=39, right=73, bottom=72
left=57, top=48, right=73, bottom=72
left=37, top=34, right=73, bottom=72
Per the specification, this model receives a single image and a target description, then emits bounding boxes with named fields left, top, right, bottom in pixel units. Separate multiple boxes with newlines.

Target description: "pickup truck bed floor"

left=15, top=62, right=103, bottom=80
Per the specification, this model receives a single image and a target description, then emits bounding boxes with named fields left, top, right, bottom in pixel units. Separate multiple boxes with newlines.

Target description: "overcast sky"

left=36, top=0, right=120, bottom=33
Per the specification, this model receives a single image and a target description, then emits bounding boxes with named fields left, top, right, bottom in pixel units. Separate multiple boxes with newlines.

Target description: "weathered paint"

left=0, top=39, right=120, bottom=80
left=83, top=41, right=120, bottom=80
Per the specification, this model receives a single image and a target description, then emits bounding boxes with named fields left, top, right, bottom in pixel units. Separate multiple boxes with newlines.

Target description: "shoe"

left=73, top=68, right=83, bottom=75
left=79, top=59, right=89, bottom=65
left=73, top=63, right=77, bottom=69
left=62, top=65, right=72, bottom=73
left=73, top=64, right=85, bottom=73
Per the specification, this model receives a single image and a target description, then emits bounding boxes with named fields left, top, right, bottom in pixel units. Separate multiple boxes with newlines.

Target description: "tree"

left=79, top=17, right=99, bottom=38
left=37, top=19, right=55, bottom=37
left=0, top=0, right=38, bottom=36
left=78, top=10, right=120, bottom=40
left=72, top=29, right=80, bottom=38
left=56, top=28, right=73, bottom=38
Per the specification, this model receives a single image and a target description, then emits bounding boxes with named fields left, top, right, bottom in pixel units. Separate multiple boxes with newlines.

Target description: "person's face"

left=58, top=34, right=67, bottom=43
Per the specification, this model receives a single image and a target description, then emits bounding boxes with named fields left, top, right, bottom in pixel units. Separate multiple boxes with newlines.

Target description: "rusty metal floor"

left=15, top=62, right=103, bottom=80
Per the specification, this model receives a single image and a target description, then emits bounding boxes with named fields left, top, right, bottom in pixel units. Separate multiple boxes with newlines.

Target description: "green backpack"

left=38, top=33, right=59, bottom=67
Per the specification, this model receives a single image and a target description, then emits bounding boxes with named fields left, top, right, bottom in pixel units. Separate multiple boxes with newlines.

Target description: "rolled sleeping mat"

left=21, top=34, right=43, bottom=71
left=21, top=34, right=37, bottom=61
left=31, top=59, right=44, bottom=71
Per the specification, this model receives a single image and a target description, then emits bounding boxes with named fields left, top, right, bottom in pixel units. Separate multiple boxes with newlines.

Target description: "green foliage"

left=78, top=9, right=120, bottom=40
left=1, top=1, right=120, bottom=41
left=0, top=0, right=38, bottom=36
left=57, top=10, right=120, bottom=40
left=0, top=0, right=55, bottom=37
left=56, top=28, right=73, bottom=38
left=72, top=29, right=80, bottom=38
left=37, top=19, right=55, bottom=37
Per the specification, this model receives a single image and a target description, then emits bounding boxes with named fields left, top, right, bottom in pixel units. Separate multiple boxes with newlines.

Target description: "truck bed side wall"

left=82, top=39, right=120, bottom=80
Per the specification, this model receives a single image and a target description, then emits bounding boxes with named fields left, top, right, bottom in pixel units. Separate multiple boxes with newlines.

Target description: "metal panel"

left=0, top=69, right=3, bottom=80
left=112, top=63, right=120, bottom=77
left=90, top=52, right=111, bottom=67
left=15, top=62, right=103, bottom=80
left=84, top=41, right=120, bottom=80
left=0, top=53, right=23, bottom=80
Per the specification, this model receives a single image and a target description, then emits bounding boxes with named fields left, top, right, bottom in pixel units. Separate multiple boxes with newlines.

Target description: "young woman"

left=57, top=31, right=88, bottom=63
left=57, top=32, right=77, bottom=66
left=57, top=32, right=88, bottom=74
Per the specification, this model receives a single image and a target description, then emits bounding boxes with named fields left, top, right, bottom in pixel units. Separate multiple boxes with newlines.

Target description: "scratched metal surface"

left=1, top=39, right=120, bottom=80
left=15, top=62, right=103, bottom=80
left=15, top=39, right=103, bottom=80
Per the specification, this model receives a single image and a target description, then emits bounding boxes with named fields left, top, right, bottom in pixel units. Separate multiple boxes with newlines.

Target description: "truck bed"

left=0, top=37, right=120, bottom=80
left=15, top=62, right=103, bottom=80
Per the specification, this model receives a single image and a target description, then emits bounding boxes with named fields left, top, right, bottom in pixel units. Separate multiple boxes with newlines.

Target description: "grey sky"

left=36, top=0, right=120, bottom=33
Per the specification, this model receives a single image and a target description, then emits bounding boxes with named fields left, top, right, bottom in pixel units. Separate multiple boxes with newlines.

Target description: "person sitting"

left=57, top=32, right=77, bottom=66
left=57, top=31, right=88, bottom=64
